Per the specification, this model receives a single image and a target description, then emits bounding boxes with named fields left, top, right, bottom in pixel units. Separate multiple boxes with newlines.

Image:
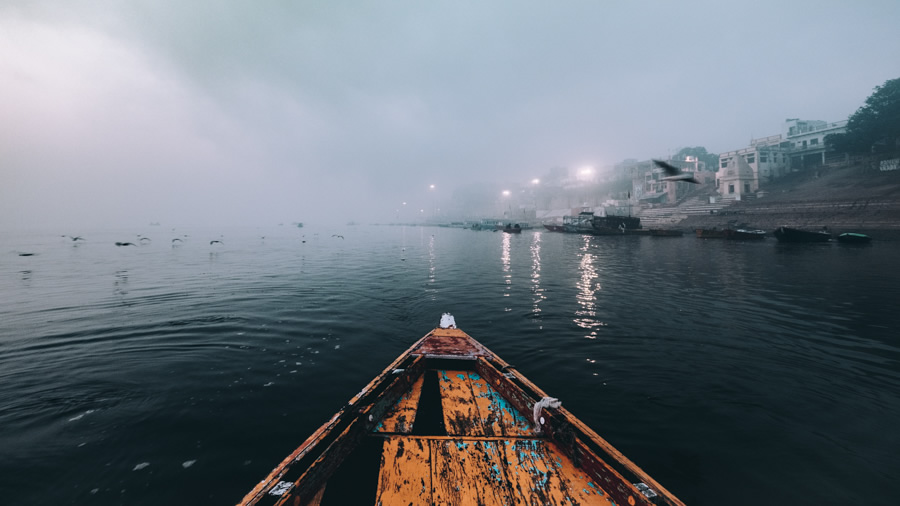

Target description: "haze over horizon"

left=2, top=1, right=898, bottom=229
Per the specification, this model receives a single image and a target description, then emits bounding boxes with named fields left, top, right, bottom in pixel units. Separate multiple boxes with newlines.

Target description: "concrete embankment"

left=675, top=163, right=900, bottom=240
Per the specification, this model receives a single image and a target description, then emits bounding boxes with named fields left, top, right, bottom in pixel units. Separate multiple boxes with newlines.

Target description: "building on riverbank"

left=716, top=118, right=848, bottom=199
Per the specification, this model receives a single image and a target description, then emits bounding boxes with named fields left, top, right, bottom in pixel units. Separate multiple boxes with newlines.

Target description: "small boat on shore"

left=696, top=228, right=766, bottom=240
left=837, top=232, right=872, bottom=244
left=239, top=314, right=683, bottom=506
left=502, top=223, right=522, bottom=233
left=729, top=229, right=767, bottom=240
left=773, top=226, right=831, bottom=243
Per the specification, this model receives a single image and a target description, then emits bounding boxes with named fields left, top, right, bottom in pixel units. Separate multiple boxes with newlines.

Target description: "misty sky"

left=2, top=1, right=898, bottom=228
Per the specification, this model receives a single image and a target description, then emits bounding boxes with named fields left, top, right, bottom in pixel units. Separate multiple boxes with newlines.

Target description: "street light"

left=501, top=190, right=511, bottom=219
left=429, top=185, right=436, bottom=219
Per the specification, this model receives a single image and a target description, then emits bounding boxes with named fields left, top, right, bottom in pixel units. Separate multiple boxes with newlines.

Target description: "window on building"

left=721, top=160, right=728, bottom=168
left=760, top=154, right=768, bottom=163
left=728, top=184, right=734, bottom=194
left=744, top=183, right=750, bottom=193
left=810, top=138, right=819, bottom=145
left=747, top=155, right=755, bottom=164
left=802, top=140, right=807, bottom=148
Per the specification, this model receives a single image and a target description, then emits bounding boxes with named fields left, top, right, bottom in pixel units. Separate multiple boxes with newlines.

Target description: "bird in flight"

left=115, top=242, right=137, bottom=247
left=653, top=159, right=700, bottom=184
left=210, top=240, right=224, bottom=245
left=332, top=234, right=344, bottom=239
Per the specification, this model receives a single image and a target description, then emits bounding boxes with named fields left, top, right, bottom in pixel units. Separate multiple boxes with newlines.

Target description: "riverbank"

left=676, top=162, right=900, bottom=240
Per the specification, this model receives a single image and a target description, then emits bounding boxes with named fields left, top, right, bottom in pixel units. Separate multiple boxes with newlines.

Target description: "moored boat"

left=592, top=215, right=641, bottom=235
left=729, top=229, right=766, bottom=240
left=543, top=223, right=566, bottom=232
left=502, top=223, right=523, bottom=233
left=837, top=232, right=872, bottom=244
left=773, top=226, right=831, bottom=243
left=563, top=211, right=596, bottom=234
left=239, top=315, right=684, bottom=506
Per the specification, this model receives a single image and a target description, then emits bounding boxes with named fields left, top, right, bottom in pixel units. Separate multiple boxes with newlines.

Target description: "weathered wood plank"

left=438, top=370, right=485, bottom=436
left=413, top=328, right=489, bottom=357
left=375, top=375, right=425, bottom=434
left=430, top=439, right=513, bottom=505
left=375, top=436, right=432, bottom=505
left=500, top=439, right=615, bottom=505
left=240, top=353, right=426, bottom=506
left=476, top=357, right=681, bottom=506
left=467, top=371, right=533, bottom=437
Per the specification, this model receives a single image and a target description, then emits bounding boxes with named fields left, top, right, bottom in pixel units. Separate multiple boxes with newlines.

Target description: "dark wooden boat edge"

left=239, top=315, right=684, bottom=506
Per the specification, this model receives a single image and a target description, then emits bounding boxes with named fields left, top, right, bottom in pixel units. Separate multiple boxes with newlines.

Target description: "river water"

left=2, top=225, right=898, bottom=505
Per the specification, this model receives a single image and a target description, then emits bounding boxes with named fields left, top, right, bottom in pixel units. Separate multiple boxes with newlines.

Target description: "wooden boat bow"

left=239, top=315, right=684, bottom=506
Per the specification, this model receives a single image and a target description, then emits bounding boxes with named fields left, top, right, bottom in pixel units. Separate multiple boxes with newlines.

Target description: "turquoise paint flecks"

left=468, top=372, right=482, bottom=381
left=456, top=373, right=467, bottom=380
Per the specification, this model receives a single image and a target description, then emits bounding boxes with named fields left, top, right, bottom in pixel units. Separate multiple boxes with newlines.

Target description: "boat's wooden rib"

left=374, top=375, right=424, bottom=434
left=239, top=319, right=684, bottom=506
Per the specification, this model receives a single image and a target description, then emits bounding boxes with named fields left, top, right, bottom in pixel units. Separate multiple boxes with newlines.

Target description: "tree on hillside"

left=827, top=77, right=900, bottom=154
left=675, top=146, right=719, bottom=171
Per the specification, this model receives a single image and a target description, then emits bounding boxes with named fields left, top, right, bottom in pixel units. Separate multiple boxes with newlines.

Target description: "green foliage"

left=675, top=146, right=719, bottom=171
left=842, top=77, right=900, bottom=153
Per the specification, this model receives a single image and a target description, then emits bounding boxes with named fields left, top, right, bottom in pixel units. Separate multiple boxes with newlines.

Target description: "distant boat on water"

left=730, top=229, right=767, bottom=240
left=696, top=228, right=766, bottom=240
left=773, top=226, right=831, bottom=243
left=837, top=232, right=872, bottom=244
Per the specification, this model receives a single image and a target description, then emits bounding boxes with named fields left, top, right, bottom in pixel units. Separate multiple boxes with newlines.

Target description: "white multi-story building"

left=716, top=118, right=848, bottom=197
left=718, top=134, right=790, bottom=187
left=783, top=118, right=848, bottom=168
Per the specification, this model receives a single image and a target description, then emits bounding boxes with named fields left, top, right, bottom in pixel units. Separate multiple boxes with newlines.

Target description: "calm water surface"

left=2, top=225, right=898, bottom=505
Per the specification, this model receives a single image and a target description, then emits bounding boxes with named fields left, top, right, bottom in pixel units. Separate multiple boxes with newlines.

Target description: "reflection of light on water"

left=531, top=232, right=544, bottom=316
left=427, top=234, right=437, bottom=300
left=428, top=234, right=436, bottom=283
left=574, top=236, right=607, bottom=338
left=501, top=232, right=511, bottom=297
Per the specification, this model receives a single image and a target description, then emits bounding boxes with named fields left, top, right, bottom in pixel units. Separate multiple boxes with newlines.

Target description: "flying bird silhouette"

left=210, top=240, right=224, bottom=245
left=653, top=159, right=700, bottom=184
left=63, top=235, right=85, bottom=242
left=115, top=242, right=137, bottom=247
left=332, top=234, right=344, bottom=239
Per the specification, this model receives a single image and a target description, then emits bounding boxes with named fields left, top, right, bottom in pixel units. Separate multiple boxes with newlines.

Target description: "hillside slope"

left=677, top=162, right=900, bottom=238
